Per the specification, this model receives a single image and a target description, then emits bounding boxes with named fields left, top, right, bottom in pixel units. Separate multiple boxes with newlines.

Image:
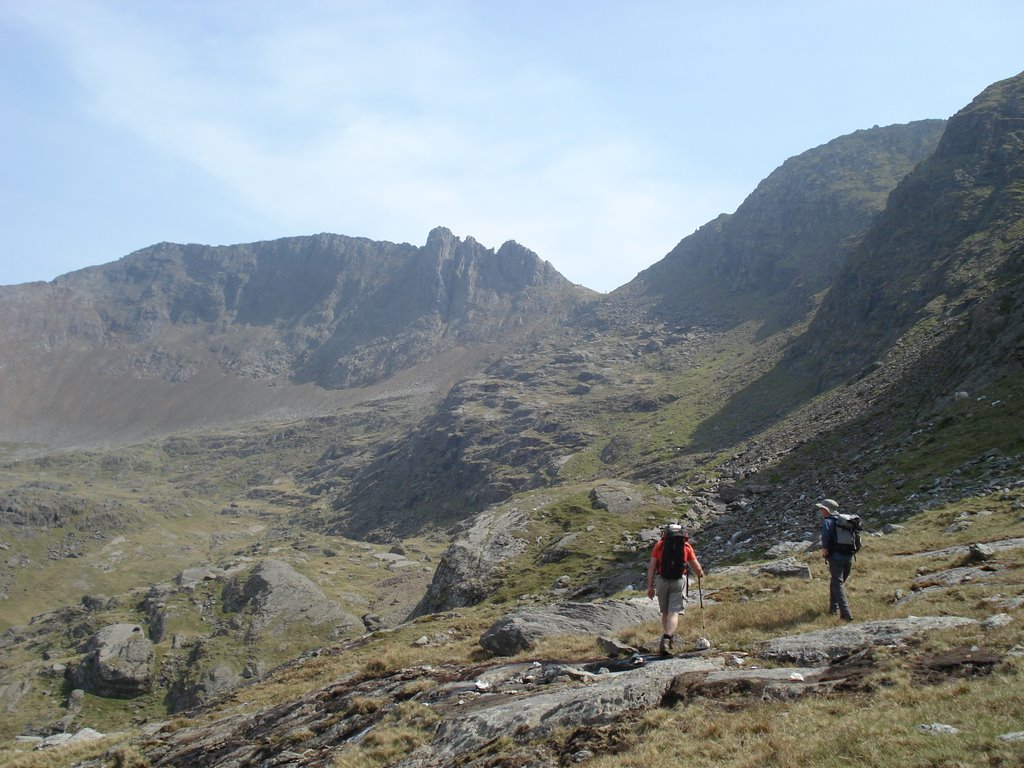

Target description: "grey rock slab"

left=589, top=482, right=646, bottom=514
left=597, top=635, right=640, bottom=657
left=38, top=728, right=106, bottom=749
left=755, top=557, right=812, bottom=579
left=766, top=541, right=817, bottom=558
left=712, top=557, right=812, bottom=579
left=667, top=665, right=832, bottom=703
left=968, top=542, right=996, bottom=562
left=479, top=599, right=661, bottom=656
left=981, top=613, right=1013, bottom=629
left=757, top=616, right=979, bottom=664
left=0, top=679, right=32, bottom=712
left=429, top=655, right=724, bottom=760
left=900, top=537, right=1024, bottom=559
left=175, top=566, right=225, bottom=590
left=912, top=564, right=1004, bottom=588
left=918, top=722, right=960, bottom=735
left=373, top=552, right=414, bottom=564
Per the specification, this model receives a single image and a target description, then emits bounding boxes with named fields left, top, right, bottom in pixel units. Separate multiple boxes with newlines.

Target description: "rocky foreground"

left=21, top=583, right=1018, bottom=768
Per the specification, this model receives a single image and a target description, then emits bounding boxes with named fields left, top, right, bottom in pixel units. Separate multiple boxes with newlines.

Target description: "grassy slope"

left=4, top=485, right=1021, bottom=767
left=0, top=416, right=450, bottom=744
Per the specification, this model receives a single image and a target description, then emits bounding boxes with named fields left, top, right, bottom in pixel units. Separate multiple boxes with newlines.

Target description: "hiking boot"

left=658, top=636, right=672, bottom=656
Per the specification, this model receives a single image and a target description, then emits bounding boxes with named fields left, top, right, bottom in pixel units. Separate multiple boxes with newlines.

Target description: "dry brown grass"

left=574, top=490, right=1024, bottom=767
left=0, top=735, right=141, bottom=768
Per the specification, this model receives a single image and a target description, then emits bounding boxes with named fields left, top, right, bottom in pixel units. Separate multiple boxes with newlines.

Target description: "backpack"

left=660, top=528, right=690, bottom=580
left=829, top=512, right=862, bottom=556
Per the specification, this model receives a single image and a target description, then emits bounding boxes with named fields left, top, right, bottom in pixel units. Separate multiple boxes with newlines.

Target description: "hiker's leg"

left=664, top=611, right=679, bottom=636
left=664, top=578, right=685, bottom=639
left=657, top=578, right=684, bottom=652
left=655, top=576, right=670, bottom=615
left=829, top=559, right=852, bottom=619
left=656, top=576, right=673, bottom=635
left=840, top=560, right=853, bottom=619
left=667, top=578, right=686, bottom=632
left=828, top=560, right=839, bottom=613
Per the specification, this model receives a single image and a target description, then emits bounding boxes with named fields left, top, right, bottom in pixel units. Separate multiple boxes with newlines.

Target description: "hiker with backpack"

left=646, top=523, right=705, bottom=655
left=819, top=498, right=861, bottom=621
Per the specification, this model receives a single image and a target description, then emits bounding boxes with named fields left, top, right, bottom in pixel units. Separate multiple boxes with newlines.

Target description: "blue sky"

left=1, top=1, right=1022, bottom=293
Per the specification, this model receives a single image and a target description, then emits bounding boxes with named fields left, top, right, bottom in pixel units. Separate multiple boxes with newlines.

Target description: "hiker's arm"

left=646, top=556, right=656, bottom=598
left=689, top=556, right=705, bottom=579
left=821, top=519, right=830, bottom=558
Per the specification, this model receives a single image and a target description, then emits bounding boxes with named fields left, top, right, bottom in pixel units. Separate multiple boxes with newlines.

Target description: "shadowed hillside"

left=322, top=120, right=948, bottom=539
left=611, top=119, right=946, bottom=332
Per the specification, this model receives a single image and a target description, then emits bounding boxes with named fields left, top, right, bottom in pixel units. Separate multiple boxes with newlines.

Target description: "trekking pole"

left=697, top=574, right=706, bottom=632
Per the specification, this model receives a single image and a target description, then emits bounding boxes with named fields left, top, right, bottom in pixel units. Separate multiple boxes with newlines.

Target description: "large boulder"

left=221, top=559, right=359, bottom=638
left=409, top=504, right=530, bottom=618
left=479, top=599, right=662, bottom=656
left=72, top=623, right=155, bottom=698
left=588, top=482, right=646, bottom=514
left=0, top=679, right=32, bottom=713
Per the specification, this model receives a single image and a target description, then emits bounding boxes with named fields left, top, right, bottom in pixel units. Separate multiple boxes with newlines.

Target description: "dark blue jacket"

left=822, top=516, right=853, bottom=562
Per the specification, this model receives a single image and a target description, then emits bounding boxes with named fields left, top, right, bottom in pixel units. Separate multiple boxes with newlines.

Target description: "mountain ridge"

left=0, top=228, right=590, bottom=451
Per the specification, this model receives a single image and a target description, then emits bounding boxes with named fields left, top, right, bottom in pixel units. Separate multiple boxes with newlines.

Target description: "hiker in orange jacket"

left=646, top=523, right=704, bottom=654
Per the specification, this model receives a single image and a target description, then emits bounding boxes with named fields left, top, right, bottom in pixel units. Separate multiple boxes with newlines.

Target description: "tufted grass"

left=6, top=487, right=1022, bottom=767
left=582, top=656, right=1024, bottom=768
left=572, top=489, right=1024, bottom=767
left=331, top=700, right=441, bottom=768
left=0, top=736, right=144, bottom=768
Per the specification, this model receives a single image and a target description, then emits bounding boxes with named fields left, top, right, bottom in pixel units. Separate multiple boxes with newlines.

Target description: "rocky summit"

left=1, top=72, right=1023, bottom=767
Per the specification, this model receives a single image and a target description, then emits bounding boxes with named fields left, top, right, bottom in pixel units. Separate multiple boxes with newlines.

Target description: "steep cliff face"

left=292, top=227, right=582, bottom=387
left=611, top=120, right=946, bottom=329
left=0, top=228, right=588, bottom=447
left=798, top=71, right=1024, bottom=392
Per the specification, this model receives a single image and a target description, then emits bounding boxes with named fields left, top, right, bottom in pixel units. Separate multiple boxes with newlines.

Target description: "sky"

left=1, top=2, right=1022, bottom=293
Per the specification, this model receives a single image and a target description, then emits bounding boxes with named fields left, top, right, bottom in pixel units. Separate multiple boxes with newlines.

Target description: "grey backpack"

left=830, top=513, right=862, bottom=555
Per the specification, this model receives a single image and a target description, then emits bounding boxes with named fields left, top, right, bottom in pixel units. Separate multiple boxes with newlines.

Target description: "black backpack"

left=660, top=528, right=690, bottom=580
left=829, top=512, right=862, bottom=556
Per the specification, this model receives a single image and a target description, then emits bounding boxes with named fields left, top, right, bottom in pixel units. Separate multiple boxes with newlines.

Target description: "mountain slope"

left=4, top=73, right=1024, bottom=761
left=798, top=71, right=1024, bottom=392
left=321, top=121, right=948, bottom=539
left=612, top=119, right=945, bottom=331
left=0, top=228, right=591, bottom=450
left=692, top=70, right=1024, bottom=562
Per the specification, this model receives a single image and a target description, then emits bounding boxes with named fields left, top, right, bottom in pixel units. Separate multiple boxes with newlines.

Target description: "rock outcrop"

left=71, top=623, right=155, bottom=698
left=478, top=600, right=662, bottom=656
left=222, top=559, right=360, bottom=638
left=756, top=616, right=979, bottom=665
left=409, top=504, right=531, bottom=618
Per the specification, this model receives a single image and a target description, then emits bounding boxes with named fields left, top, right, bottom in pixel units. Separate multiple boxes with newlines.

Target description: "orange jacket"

left=650, top=538, right=697, bottom=575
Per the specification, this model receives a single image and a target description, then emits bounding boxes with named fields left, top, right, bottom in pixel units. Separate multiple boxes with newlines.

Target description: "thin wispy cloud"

left=2, top=2, right=1022, bottom=290
left=6, top=1, right=695, bottom=289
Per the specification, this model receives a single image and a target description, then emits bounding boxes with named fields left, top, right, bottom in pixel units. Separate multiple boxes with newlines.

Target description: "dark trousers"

left=828, top=558, right=853, bottom=619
